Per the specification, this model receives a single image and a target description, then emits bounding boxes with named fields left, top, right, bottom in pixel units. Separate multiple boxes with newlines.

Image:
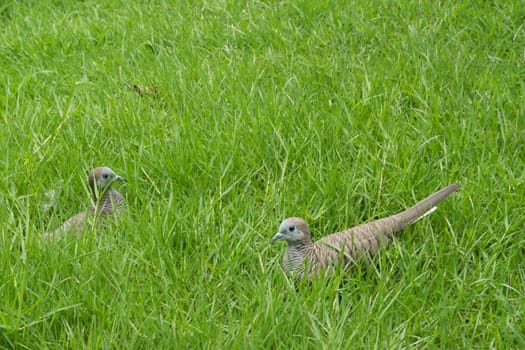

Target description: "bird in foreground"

left=45, top=166, right=126, bottom=240
left=271, top=183, right=459, bottom=280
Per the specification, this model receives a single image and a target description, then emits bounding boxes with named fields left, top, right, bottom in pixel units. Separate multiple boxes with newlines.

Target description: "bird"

left=128, top=84, right=159, bottom=96
left=270, top=183, right=459, bottom=280
left=45, top=166, right=126, bottom=240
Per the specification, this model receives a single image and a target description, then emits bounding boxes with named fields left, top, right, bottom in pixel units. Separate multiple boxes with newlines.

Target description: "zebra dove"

left=270, top=183, right=459, bottom=280
left=129, top=84, right=159, bottom=96
left=45, top=166, right=126, bottom=240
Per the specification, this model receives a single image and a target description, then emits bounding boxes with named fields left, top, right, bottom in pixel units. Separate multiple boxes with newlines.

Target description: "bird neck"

left=285, top=239, right=314, bottom=273
left=92, top=188, right=124, bottom=214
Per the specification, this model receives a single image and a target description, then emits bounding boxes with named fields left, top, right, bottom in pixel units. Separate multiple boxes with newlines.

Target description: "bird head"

left=270, top=217, right=312, bottom=244
left=88, top=166, right=126, bottom=199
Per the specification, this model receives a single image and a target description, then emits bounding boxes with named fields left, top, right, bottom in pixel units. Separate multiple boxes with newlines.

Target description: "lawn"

left=0, top=0, right=524, bottom=348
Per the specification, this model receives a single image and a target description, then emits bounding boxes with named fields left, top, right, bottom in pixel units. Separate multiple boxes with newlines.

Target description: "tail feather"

left=411, top=205, right=437, bottom=224
left=395, top=183, right=460, bottom=228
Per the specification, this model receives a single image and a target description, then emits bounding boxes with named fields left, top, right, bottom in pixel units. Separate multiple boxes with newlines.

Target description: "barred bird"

left=271, top=183, right=459, bottom=280
left=45, top=166, right=126, bottom=240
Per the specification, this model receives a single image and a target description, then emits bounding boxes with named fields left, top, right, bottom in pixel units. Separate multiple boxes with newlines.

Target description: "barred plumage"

left=45, top=166, right=126, bottom=240
left=271, top=183, right=459, bottom=280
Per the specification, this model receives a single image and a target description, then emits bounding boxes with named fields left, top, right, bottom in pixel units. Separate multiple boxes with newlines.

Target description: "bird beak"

left=270, top=232, right=284, bottom=243
left=114, top=176, right=126, bottom=183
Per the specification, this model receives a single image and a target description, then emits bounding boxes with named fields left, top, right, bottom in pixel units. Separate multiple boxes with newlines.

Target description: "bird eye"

left=288, top=226, right=296, bottom=232
left=102, top=173, right=110, bottom=180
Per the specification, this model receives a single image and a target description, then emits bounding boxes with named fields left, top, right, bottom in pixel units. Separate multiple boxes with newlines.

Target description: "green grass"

left=1, top=0, right=524, bottom=348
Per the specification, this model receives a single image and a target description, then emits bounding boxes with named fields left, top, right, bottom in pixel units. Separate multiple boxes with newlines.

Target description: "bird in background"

left=45, top=166, right=126, bottom=240
left=271, top=183, right=460, bottom=280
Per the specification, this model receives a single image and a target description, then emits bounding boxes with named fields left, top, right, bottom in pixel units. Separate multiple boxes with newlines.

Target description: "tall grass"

left=0, top=0, right=524, bottom=348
